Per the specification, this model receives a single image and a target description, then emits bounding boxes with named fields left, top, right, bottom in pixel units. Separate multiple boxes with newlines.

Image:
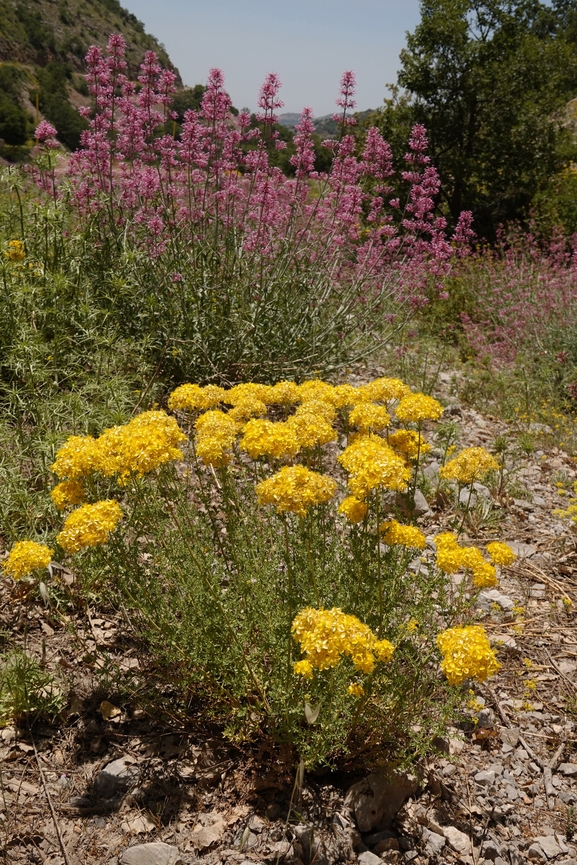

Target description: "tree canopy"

left=383, top=0, right=577, bottom=236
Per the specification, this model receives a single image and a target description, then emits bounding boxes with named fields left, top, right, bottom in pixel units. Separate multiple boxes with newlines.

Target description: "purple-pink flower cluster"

left=33, top=36, right=471, bottom=301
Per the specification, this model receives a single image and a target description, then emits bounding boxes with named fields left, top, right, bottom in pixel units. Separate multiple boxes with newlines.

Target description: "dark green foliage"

left=170, top=85, right=207, bottom=123
left=32, top=62, right=88, bottom=150
left=0, top=96, right=28, bottom=146
left=384, top=0, right=577, bottom=237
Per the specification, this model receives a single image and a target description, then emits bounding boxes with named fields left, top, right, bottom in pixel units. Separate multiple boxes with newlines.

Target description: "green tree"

left=387, top=0, right=577, bottom=236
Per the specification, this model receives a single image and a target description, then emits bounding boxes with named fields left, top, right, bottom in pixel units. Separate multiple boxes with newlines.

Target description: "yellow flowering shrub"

left=292, top=607, right=395, bottom=675
left=295, top=399, right=337, bottom=423
left=167, top=383, right=226, bottom=411
left=57, top=500, right=123, bottom=553
left=256, top=465, right=337, bottom=516
left=380, top=519, right=426, bottom=550
left=3, top=541, right=53, bottom=580
left=395, top=393, right=444, bottom=423
left=297, top=380, right=335, bottom=404
left=439, top=446, right=499, bottom=485
left=437, top=625, right=500, bottom=685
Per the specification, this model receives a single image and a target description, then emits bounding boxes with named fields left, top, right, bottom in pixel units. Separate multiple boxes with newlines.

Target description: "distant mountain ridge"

left=278, top=109, right=376, bottom=139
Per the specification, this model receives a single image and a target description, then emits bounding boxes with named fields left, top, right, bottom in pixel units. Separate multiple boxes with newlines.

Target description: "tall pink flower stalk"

left=35, top=36, right=470, bottom=307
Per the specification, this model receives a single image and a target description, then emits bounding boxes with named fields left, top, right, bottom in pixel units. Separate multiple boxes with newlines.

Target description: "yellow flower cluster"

left=485, top=541, right=516, bottom=566
left=435, top=533, right=497, bottom=588
left=358, top=377, right=410, bottom=403
left=195, top=410, right=239, bottom=466
left=440, top=447, right=499, bottom=485
left=287, top=412, right=337, bottom=449
left=380, top=519, right=427, bottom=550
left=255, top=465, right=337, bottom=517
left=339, top=434, right=410, bottom=500
left=240, top=418, right=300, bottom=460
left=5, top=239, right=25, bottom=261
left=96, top=411, right=185, bottom=483
left=338, top=496, right=368, bottom=523
left=395, top=393, right=443, bottom=423
left=168, top=383, right=227, bottom=411
left=388, top=429, right=430, bottom=459
left=348, top=403, right=391, bottom=432
left=437, top=625, right=500, bottom=685
left=50, top=479, right=86, bottom=511
left=57, top=500, right=123, bottom=553
left=51, top=435, right=100, bottom=480
left=3, top=540, right=53, bottom=580
left=292, top=607, right=395, bottom=676
left=51, top=412, right=185, bottom=484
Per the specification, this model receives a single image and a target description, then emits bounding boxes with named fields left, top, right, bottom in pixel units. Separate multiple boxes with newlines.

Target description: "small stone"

left=508, top=541, right=537, bottom=558
left=443, top=826, right=470, bottom=853
left=516, top=748, right=529, bottom=760
left=482, top=839, right=502, bottom=861
left=365, top=830, right=397, bottom=846
left=422, top=828, right=446, bottom=855
left=474, top=770, right=496, bottom=786
left=477, top=589, right=514, bottom=612
left=559, top=790, right=577, bottom=804
left=94, top=756, right=140, bottom=798
left=346, top=771, right=419, bottom=832
left=559, top=763, right=577, bottom=777
left=499, top=727, right=520, bottom=747
left=358, top=852, right=383, bottom=865
left=121, top=842, right=183, bottom=865
left=527, top=844, right=547, bottom=863
left=535, top=835, right=568, bottom=858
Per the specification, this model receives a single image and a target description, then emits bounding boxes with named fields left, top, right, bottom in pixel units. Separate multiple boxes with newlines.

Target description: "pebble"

left=474, top=770, right=496, bottom=786
left=443, top=825, right=470, bottom=853
left=121, top=842, right=183, bottom=865
left=94, top=755, right=140, bottom=798
left=358, top=852, right=383, bottom=865
left=559, top=763, right=577, bottom=777
left=422, top=828, right=446, bottom=855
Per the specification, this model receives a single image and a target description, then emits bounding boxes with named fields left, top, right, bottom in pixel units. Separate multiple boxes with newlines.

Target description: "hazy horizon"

left=123, top=0, right=422, bottom=116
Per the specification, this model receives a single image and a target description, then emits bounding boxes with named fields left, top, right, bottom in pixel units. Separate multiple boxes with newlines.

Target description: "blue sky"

left=123, top=0, right=422, bottom=116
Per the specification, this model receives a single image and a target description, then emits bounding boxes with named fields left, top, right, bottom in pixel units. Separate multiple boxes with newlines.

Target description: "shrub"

left=6, top=376, right=513, bottom=767
left=28, top=35, right=472, bottom=384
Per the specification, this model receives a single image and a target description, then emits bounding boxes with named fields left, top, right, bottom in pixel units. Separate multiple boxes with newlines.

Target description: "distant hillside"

left=278, top=109, right=376, bottom=139
left=0, top=0, right=182, bottom=156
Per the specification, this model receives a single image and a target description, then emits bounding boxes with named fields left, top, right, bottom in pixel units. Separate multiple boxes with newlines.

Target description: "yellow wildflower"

left=293, top=659, right=314, bottom=678
left=51, top=435, right=100, bottom=480
left=440, top=447, right=499, bottom=485
left=256, top=465, right=337, bottom=517
left=57, top=500, right=123, bottom=553
left=437, top=625, right=500, bottom=685
left=240, top=418, right=300, bottom=459
left=5, top=240, right=25, bottom=261
left=3, top=540, right=53, bottom=580
left=348, top=683, right=364, bottom=697
left=50, top=479, right=86, bottom=511
left=389, top=429, right=430, bottom=459
left=380, top=519, right=426, bottom=550
left=395, top=393, right=444, bottom=423
left=330, top=383, right=361, bottom=408
left=339, top=434, right=410, bottom=499
left=228, top=398, right=268, bottom=423
left=226, top=382, right=272, bottom=405
left=348, top=403, right=391, bottom=432
left=195, top=410, right=239, bottom=466
left=266, top=380, right=300, bottom=405
left=297, top=380, right=335, bottom=404
left=357, top=377, right=410, bottom=403
left=295, top=400, right=337, bottom=423
left=167, top=383, right=226, bottom=411
left=292, top=607, right=395, bottom=675
left=96, top=411, right=185, bottom=481
left=486, top=542, right=516, bottom=566
left=287, top=413, right=337, bottom=449
left=338, top=496, right=368, bottom=523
